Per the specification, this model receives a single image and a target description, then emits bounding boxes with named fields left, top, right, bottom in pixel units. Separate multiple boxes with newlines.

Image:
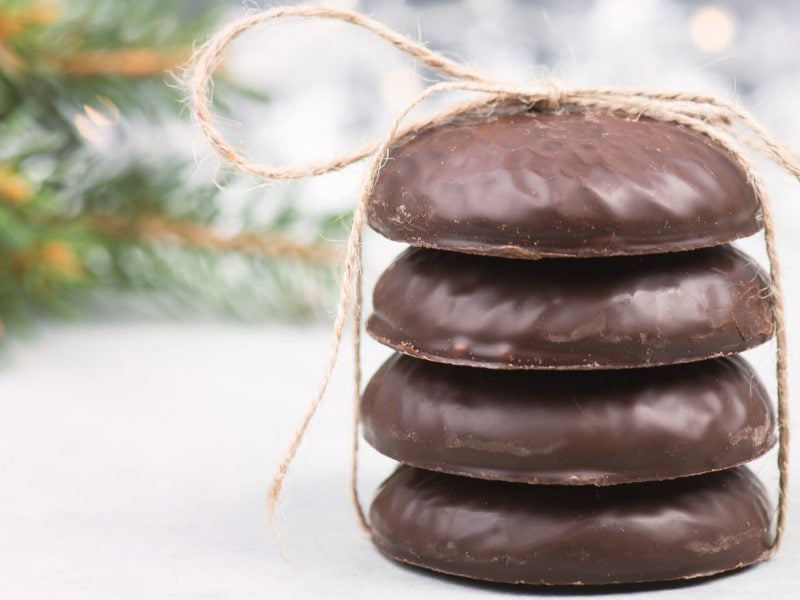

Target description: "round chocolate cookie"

left=370, top=466, right=772, bottom=585
left=362, top=354, right=775, bottom=485
left=368, top=112, right=761, bottom=258
left=367, top=245, right=773, bottom=369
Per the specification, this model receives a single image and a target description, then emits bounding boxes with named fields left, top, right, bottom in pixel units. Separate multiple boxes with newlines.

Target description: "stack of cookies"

left=360, top=112, right=777, bottom=585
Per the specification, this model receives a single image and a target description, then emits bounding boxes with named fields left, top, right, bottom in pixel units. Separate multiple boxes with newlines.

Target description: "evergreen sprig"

left=0, top=0, right=344, bottom=330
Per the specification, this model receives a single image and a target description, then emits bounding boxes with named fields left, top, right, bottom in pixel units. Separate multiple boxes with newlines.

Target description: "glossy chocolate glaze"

left=362, top=354, right=775, bottom=485
left=367, top=245, right=773, bottom=369
left=368, top=112, right=761, bottom=258
left=370, top=466, right=772, bottom=585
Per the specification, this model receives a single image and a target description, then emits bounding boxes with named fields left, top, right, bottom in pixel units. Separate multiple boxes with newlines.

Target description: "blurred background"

left=1, top=1, right=799, bottom=598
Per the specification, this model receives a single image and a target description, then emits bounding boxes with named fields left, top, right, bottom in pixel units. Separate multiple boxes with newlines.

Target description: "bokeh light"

left=690, top=5, right=736, bottom=53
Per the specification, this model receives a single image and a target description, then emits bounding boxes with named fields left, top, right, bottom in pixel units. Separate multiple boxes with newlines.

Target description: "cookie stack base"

left=370, top=467, right=772, bottom=586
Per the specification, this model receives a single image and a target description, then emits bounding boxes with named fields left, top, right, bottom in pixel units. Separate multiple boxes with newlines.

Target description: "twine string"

left=188, top=5, right=796, bottom=550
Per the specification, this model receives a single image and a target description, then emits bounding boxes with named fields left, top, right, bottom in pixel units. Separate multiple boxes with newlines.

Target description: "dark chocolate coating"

left=368, top=112, right=762, bottom=258
left=362, top=354, right=776, bottom=485
left=367, top=245, right=773, bottom=369
left=370, top=466, right=772, bottom=585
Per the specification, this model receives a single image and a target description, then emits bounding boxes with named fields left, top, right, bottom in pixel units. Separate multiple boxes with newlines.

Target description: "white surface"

left=0, top=318, right=799, bottom=599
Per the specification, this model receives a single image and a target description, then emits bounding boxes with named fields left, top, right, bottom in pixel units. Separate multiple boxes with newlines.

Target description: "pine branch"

left=45, top=48, right=192, bottom=77
left=0, top=0, right=346, bottom=330
left=88, top=214, right=341, bottom=268
left=1, top=159, right=347, bottom=325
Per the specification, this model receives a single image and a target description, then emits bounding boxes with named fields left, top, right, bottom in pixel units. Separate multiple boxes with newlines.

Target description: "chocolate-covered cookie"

left=370, top=466, right=772, bottom=585
left=367, top=245, right=773, bottom=369
left=362, top=354, right=775, bottom=485
left=368, top=112, right=761, bottom=258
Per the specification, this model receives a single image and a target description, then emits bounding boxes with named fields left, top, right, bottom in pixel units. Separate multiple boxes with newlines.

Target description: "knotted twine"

left=188, top=5, right=799, bottom=551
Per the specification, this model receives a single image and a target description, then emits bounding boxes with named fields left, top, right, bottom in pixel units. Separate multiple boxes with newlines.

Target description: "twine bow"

left=188, top=5, right=798, bottom=550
